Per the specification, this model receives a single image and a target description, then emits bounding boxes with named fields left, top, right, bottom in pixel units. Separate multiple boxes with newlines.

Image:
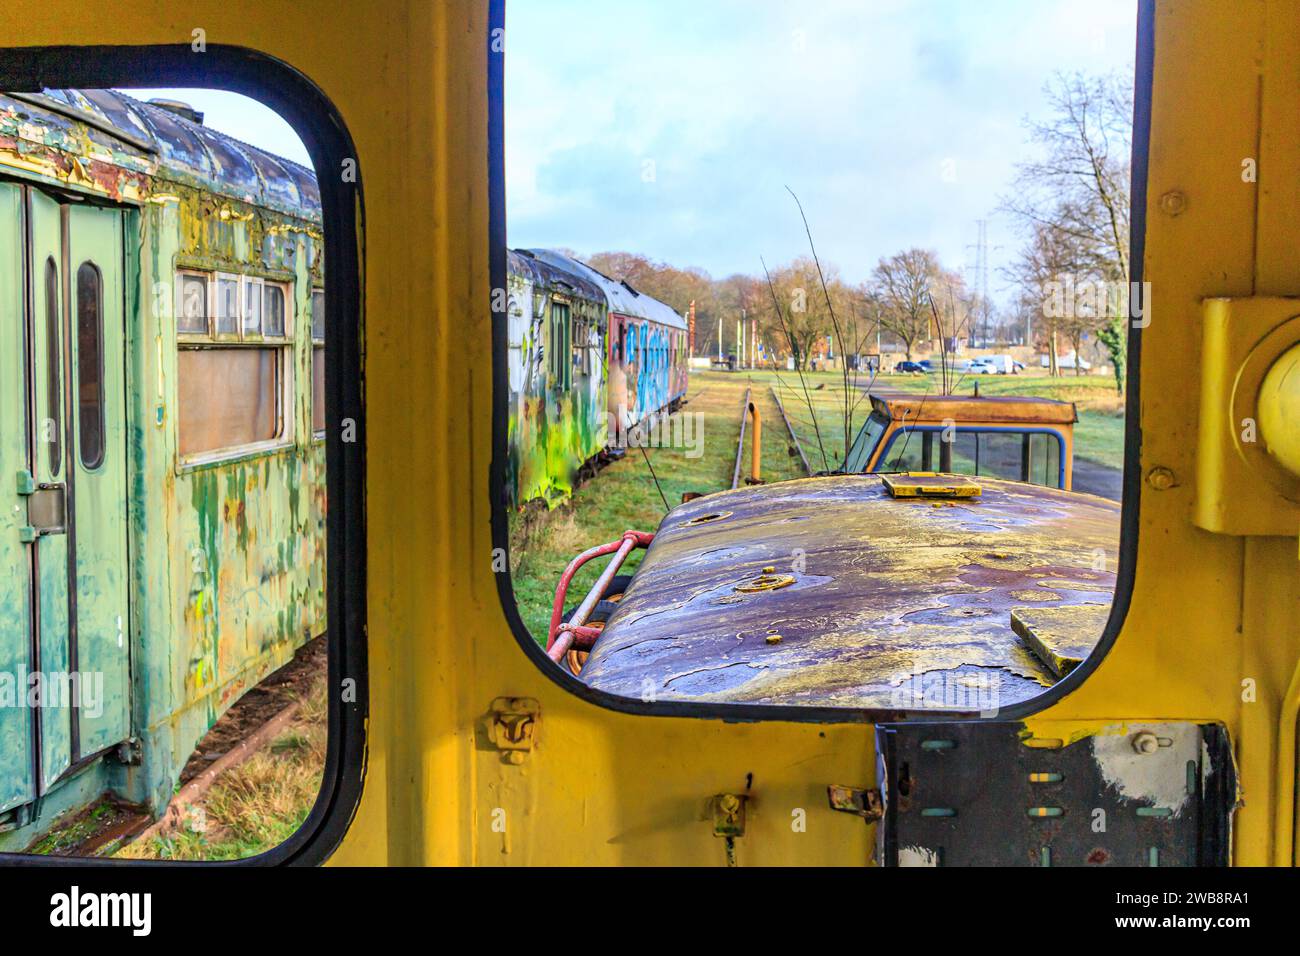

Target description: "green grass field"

left=508, top=375, right=807, bottom=641
left=508, top=367, right=1127, bottom=642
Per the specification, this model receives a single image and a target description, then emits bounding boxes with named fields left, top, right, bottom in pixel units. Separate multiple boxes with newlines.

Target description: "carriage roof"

left=0, top=89, right=320, bottom=221
left=507, top=248, right=605, bottom=304
left=525, top=248, right=687, bottom=331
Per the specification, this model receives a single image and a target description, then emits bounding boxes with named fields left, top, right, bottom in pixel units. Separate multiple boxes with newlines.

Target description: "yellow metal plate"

left=882, top=472, right=982, bottom=499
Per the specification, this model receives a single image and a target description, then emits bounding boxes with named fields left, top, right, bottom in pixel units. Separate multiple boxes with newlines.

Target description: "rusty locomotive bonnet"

left=575, top=473, right=1119, bottom=712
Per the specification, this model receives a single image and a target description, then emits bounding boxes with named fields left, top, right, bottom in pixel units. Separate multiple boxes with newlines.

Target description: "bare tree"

left=1001, top=71, right=1133, bottom=391
left=751, top=257, right=851, bottom=371
left=870, top=248, right=944, bottom=361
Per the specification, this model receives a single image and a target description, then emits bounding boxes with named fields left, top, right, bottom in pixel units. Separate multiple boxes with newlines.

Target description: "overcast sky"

left=505, top=0, right=1138, bottom=306
left=124, top=1, right=1137, bottom=311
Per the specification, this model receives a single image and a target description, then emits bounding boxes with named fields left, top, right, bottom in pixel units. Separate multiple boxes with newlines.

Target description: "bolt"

left=1132, top=731, right=1159, bottom=755
left=1146, top=466, right=1177, bottom=491
left=1159, top=190, right=1187, bottom=216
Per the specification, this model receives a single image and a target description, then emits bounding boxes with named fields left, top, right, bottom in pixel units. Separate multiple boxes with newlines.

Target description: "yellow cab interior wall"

left=5, top=0, right=1295, bottom=865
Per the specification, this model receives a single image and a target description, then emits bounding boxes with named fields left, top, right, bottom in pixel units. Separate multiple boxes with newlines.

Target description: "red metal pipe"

left=547, top=530, right=653, bottom=655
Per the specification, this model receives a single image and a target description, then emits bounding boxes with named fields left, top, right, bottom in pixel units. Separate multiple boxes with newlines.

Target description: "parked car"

left=895, top=360, right=926, bottom=373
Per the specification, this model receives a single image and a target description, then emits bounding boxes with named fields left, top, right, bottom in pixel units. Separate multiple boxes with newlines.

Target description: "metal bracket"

left=112, top=737, right=142, bottom=766
left=712, top=793, right=747, bottom=838
left=486, top=697, right=539, bottom=764
left=828, top=784, right=884, bottom=823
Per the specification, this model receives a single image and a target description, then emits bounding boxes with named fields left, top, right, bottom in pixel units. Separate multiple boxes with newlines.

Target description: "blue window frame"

left=871, top=425, right=1068, bottom=489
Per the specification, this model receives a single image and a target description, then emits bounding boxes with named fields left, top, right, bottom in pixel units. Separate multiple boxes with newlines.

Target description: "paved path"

left=1072, top=458, right=1123, bottom=501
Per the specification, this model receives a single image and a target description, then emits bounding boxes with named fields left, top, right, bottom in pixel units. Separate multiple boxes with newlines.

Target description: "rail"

left=731, top=386, right=752, bottom=490
left=771, top=384, right=812, bottom=476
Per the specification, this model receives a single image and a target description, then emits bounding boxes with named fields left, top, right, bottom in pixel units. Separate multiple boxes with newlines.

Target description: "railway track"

left=770, top=384, right=812, bottom=476
left=731, top=386, right=752, bottom=490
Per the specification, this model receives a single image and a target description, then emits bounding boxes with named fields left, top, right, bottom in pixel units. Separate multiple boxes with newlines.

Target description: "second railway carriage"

left=0, top=89, right=326, bottom=849
left=504, top=249, right=608, bottom=507
left=505, top=248, right=691, bottom=507
left=526, top=249, right=689, bottom=447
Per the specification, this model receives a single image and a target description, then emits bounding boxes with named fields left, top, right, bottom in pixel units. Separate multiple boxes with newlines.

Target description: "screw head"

left=1146, top=466, right=1177, bottom=491
left=1159, top=190, right=1187, bottom=216
left=1132, top=731, right=1160, bottom=755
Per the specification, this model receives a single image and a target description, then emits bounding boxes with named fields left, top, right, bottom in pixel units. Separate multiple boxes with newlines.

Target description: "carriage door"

left=27, top=188, right=130, bottom=789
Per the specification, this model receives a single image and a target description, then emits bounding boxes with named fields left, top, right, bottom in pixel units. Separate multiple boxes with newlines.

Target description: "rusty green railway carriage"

left=0, top=89, right=326, bottom=848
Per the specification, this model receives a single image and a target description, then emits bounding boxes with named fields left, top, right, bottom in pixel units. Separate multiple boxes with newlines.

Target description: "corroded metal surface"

left=869, top=390, right=1078, bottom=425
left=1011, top=604, right=1112, bottom=678
left=579, top=474, right=1119, bottom=710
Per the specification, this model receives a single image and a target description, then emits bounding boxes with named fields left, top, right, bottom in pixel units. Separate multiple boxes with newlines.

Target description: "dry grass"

left=116, top=674, right=327, bottom=861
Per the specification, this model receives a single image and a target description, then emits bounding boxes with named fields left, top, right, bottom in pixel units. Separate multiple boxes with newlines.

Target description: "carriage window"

left=76, top=261, right=105, bottom=469
left=880, top=430, right=930, bottom=472
left=215, top=274, right=239, bottom=335
left=177, top=272, right=209, bottom=335
left=263, top=283, right=286, bottom=337
left=175, top=268, right=291, bottom=458
left=177, top=348, right=280, bottom=455
left=312, top=288, right=325, bottom=434
left=243, top=276, right=264, bottom=336
left=43, top=257, right=61, bottom=476
left=550, top=302, right=571, bottom=390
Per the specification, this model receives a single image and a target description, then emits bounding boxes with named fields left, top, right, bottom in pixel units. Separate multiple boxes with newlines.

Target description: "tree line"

left=579, top=69, right=1132, bottom=392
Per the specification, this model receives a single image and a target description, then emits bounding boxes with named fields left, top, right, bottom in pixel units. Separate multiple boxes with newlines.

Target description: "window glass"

left=879, top=429, right=930, bottom=472
left=1028, top=432, right=1062, bottom=487
left=178, top=274, right=208, bottom=334
left=177, top=348, right=279, bottom=455
left=551, top=302, right=571, bottom=389
left=215, top=276, right=240, bottom=335
left=312, top=289, right=326, bottom=434
left=243, top=277, right=263, bottom=336
left=845, top=412, right=888, bottom=473
left=75, top=261, right=105, bottom=469
left=312, top=347, right=326, bottom=434
left=263, top=283, right=286, bottom=337
left=43, top=257, right=61, bottom=476
left=311, top=289, right=325, bottom=340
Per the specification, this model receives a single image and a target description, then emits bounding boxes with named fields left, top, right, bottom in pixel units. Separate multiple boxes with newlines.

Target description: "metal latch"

left=486, top=697, right=539, bottom=763
left=16, top=470, right=66, bottom=541
left=828, top=784, right=884, bottom=823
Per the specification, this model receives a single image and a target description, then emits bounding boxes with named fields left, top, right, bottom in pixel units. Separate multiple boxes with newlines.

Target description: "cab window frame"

left=488, top=0, right=1151, bottom=727
left=0, top=38, right=367, bottom=869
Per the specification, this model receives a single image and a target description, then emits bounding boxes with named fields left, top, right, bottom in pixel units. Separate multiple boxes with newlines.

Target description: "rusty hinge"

left=486, top=697, right=539, bottom=764
left=112, top=737, right=142, bottom=766
left=828, top=784, right=883, bottom=823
